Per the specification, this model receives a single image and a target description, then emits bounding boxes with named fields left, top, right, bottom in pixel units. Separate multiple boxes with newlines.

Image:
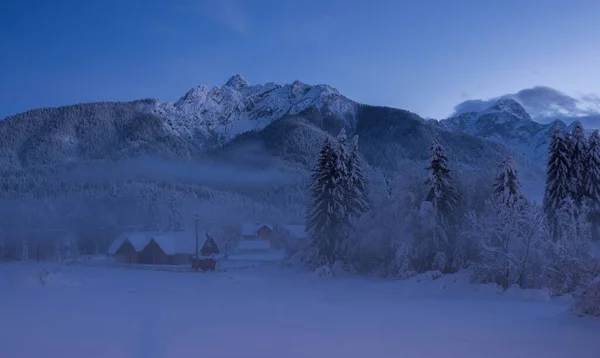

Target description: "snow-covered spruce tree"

left=543, top=125, right=572, bottom=239
left=467, top=196, right=548, bottom=289
left=425, top=136, right=458, bottom=223
left=331, top=129, right=352, bottom=260
left=493, top=151, right=522, bottom=205
left=306, top=136, right=345, bottom=266
left=584, top=130, right=600, bottom=241
left=570, top=122, right=588, bottom=205
left=544, top=197, right=593, bottom=295
left=423, top=136, right=458, bottom=271
left=346, top=135, right=370, bottom=220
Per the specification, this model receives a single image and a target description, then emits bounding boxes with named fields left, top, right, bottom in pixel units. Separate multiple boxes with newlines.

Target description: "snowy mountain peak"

left=175, top=85, right=209, bottom=107
left=159, top=76, right=357, bottom=142
left=489, top=98, right=531, bottom=122
left=439, top=97, right=551, bottom=164
left=224, top=74, right=248, bottom=89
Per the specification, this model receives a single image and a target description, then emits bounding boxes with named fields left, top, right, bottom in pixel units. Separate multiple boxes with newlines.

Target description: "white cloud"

left=452, top=86, right=600, bottom=126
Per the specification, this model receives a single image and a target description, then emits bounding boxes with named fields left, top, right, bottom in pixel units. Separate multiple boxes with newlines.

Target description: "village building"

left=228, top=222, right=286, bottom=262
left=241, top=222, right=274, bottom=241
left=108, top=231, right=201, bottom=265
left=192, top=234, right=221, bottom=271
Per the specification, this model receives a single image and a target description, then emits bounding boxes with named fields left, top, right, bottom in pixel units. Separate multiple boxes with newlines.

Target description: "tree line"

left=305, top=123, right=600, bottom=316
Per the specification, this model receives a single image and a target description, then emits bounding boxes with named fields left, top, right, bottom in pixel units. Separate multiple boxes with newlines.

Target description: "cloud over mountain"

left=453, top=86, right=600, bottom=128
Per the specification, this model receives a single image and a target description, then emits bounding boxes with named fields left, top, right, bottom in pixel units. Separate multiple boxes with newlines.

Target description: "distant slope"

left=439, top=98, right=564, bottom=165
left=0, top=100, right=199, bottom=168
left=214, top=104, right=546, bottom=200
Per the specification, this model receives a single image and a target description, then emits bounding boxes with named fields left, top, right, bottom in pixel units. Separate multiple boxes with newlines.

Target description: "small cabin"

left=191, top=234, right=222, bottom=271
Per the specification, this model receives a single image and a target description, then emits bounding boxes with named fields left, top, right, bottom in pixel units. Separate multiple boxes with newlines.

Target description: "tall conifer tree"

left=544, top=125, right=572, bottom=238
left=570, top=122, right=588, bottom=205
left=493, top=151, right=522, bottom=205
left=425, top=136, right=457, bottom=223
left=306, top=136, right=344, bottom=265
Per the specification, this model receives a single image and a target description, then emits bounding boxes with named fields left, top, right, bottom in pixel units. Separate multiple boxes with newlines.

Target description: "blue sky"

left=1, top=0, right=599, bottom=119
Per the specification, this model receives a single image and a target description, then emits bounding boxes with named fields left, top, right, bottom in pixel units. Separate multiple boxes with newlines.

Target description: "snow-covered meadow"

left=1, top=263, right=599, bottom=358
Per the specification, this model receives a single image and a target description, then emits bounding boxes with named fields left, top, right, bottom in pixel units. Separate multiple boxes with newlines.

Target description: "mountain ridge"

left=0, top=75, right=550, bottom=208
left=439, top=98, right=568, bottom=165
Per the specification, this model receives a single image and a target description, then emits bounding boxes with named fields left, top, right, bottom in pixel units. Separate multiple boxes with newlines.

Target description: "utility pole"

left=195, top=215, right=199, bottom=271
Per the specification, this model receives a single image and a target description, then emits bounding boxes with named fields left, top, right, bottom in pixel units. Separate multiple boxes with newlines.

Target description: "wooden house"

left=200, top=234, right=220, bottom=256
left=108, top=231, right=200, bottom=265
left=192, top=233, right=221, bottom=271
left=113, top=238, right=137, bottom=263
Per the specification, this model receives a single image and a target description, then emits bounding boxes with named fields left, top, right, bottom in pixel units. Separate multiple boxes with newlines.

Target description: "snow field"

left=0, top=263, right=599, bottom=358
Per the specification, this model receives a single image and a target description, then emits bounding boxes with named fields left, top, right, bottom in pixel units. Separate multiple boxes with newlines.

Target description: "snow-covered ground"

left=1, top=263, right=599, bottom=358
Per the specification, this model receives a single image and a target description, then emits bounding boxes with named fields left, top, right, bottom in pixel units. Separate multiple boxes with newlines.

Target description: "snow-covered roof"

left=281, top=225, right=308, bottom=239
left=109, top=231, right=208, bottom=255
left=108, top=232, right=153, bottom=254
left=237, top=240, right=271, bottom=251
left=151, top=232, right=202, bottom=255
left=241, top=222, right=273, bottom=236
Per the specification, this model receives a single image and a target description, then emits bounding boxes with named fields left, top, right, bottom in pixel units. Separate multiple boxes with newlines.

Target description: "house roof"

left=152, top=232, right=200, bottom=255
left=201, top=234, right=220, bottom=255
left=109, top=231, right=208, bottom=255
left=281, top=225, right=308, bottom=239
left=241, top=222, right=273, bottom=236
left=237, top=240, right=271, bottom=251
left=108, top=232, right=153, bottom=254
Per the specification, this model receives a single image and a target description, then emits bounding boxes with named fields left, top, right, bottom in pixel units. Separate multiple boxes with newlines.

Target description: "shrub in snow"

left=575, top=275, right=600, bottom=317
left=544, top=197, right=594, bottom=295
left=314, top=265, right=334, bottom=277
left=502, top=285, right=551, bottom=303
left=283, top=252, right=306, bottom=267
left=467, top=197, right=548, bottom=290
left=414, top=270, right=443, bottom=282
left=37, top=268, right=50, bottom=286
left=331, top=260, right=357, bottom=276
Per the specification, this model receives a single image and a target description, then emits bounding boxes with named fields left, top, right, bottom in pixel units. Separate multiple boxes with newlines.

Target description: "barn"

left=108, top=232, right=200, bottom=265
